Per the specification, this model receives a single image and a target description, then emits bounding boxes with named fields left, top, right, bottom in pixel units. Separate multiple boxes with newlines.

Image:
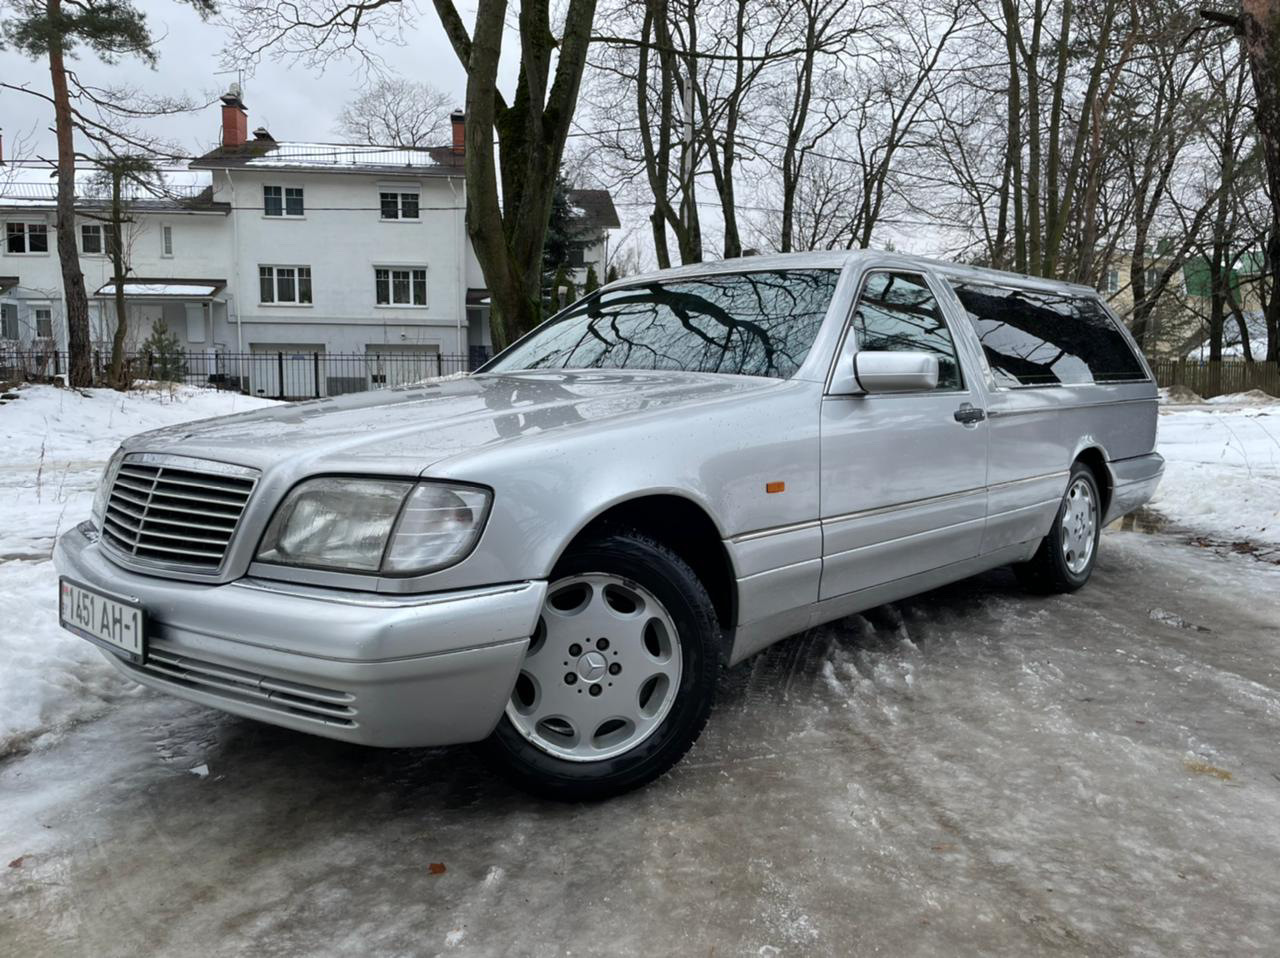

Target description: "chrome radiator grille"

left=102, top=456, right=258, bottom=569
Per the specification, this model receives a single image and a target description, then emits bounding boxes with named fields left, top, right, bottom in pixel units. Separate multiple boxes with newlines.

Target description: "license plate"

left=59, top=578, right=146, bottom=663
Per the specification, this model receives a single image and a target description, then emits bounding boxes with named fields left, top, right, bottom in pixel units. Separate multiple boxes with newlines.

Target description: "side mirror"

left=853, top=351, right=940, bottom=393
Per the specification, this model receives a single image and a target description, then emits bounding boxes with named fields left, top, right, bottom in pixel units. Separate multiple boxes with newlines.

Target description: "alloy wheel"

left=505, top=573, right=683, bottom=762
left=1061, top=476, right=1097, bottom=575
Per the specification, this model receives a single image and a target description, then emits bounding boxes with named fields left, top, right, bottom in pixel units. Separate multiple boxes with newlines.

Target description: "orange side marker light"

left=765, top=481, right=785, bottom=494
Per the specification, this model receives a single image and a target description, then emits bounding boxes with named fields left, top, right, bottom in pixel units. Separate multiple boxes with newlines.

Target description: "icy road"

left=3, top=529, right=1279, bottom=957
left=2, top=385, right=1279, bottom=956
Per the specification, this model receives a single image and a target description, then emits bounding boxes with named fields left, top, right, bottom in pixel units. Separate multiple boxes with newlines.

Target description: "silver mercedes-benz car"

left=54, top=251, right=1163, bottom=799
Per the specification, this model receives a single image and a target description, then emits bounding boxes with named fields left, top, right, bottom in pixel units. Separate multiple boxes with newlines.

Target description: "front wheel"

left=1014, top=462, right=1102, bottom=594
left=483, top=529, right=721, bottom=801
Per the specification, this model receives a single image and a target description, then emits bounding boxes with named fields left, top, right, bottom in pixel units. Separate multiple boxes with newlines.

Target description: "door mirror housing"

left=853, top=351, right=940, bottom=393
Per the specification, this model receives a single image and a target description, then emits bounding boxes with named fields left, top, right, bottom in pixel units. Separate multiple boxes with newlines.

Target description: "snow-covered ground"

left=0, top=385, right=276, bottom=756
left=1150, top=391, right=1280, bottom=548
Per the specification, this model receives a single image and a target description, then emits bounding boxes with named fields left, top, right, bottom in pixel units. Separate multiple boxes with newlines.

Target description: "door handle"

left=954, top=403, right=986, bottom=425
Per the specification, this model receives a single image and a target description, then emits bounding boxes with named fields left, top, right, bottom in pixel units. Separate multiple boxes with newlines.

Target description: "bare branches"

left=219, top=0, right=413, bottom=71
left=335, top=77, right=454, bottom=146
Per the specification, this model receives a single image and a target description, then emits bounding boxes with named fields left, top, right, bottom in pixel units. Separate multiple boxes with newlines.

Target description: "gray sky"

left=0, top=0, right=480, bottom=164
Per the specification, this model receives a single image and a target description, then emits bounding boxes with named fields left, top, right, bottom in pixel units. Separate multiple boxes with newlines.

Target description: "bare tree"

left=2, top=0, right=216, bottom=387
left=82, top=156, right=163, bottom=387
left=1197, top=43, right=1259, bottom=369
left=1201, top=2, right=1280, bottom=361
left=767, top=0, right=863, bottom=253
left=335, top=77, right=453, bottom=146
left=223, top=0, right=598, bottom=349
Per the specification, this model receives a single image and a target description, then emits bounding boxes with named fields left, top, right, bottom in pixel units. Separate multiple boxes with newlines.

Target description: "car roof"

left=605, top=250, right=1100, bottom=298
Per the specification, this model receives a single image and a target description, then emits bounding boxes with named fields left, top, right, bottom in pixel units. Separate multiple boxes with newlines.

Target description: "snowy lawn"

left=0, top=384, right=276, bottom=756
left=1150, top=392, right=1280, bottom=548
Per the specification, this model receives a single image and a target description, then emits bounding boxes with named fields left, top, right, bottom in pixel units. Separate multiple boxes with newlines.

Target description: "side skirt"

left=728, top=540, right=1039, bottom=665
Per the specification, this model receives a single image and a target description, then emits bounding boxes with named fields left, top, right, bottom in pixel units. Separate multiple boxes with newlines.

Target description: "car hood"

left=123, top=370, right=786, bottom=472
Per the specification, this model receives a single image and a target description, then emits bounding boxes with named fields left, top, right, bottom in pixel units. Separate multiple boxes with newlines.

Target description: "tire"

left=1014, top=462, right=1102, bottom=594
left=482, top=528, right=722, bottom=801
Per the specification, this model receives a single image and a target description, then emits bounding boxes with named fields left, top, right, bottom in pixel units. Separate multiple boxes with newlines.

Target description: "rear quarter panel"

left=938, top=283, right=1159, bottom=552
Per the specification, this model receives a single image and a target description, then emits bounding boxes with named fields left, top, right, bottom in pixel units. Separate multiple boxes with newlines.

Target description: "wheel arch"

left=554, top=493, right=738, bottom=647
left=1070, top=444, right=1113, bottom=519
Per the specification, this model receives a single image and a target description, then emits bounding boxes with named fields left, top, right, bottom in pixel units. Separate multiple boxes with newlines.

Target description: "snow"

left=0, top=167, right=213, bottom=207
left=0, top=384, right=276, bottom=756
left=95, top=282, right=223, bottom=298
left=242, top=142, right=444, bottom=171
left=1151, top=394, right=1280, bottom=547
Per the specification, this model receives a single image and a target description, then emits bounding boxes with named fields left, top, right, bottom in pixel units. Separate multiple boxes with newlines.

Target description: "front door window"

left=852, top=271, right=963, bottom=390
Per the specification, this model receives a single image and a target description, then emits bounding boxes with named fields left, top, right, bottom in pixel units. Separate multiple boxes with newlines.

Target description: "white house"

left=0, top=176, right=233, bottom=381
left=564, top=189, right=621, bottom=288
left=0, top=90, right=618, bottom=396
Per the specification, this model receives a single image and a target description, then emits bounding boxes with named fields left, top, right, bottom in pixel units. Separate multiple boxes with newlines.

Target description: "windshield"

left=485, top=268, right=840, bottom=379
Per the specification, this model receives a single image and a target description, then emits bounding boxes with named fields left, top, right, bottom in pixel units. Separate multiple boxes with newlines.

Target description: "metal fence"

left=0, top=348, right=62, bottom=385
left=9, top=348, right=1272, bottom=401
left=0, top=348, right=486, bottom=400
left=1150, top=359, right=1279, bottom=399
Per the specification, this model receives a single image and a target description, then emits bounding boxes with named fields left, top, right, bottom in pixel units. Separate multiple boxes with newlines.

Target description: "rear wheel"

left=484, top=529, right=721, bottom=800
left=1015, top=462, right=1101, bottom=594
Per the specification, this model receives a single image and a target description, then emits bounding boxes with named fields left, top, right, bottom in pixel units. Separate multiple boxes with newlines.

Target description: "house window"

left=374, top=267, right=427, bottom=306
left=569, top=247, right=585, bottom=268
left=264, top=186, right=304, bottom=217
left=379, top=191, right=420, bottom=220
left=81, top=224, right=104, bottom=255
left=161, top=225, right=174, bottom=257
left=260, top=265, right=313, bottom=304
left=1145, top=267, right=1160, bottom=290
left=35, top=307, right=53, bottom=339
left=0, top=303, right=17, bottom=340
left=6, top=222, right=49, bottom=254
left=1104, top=268, right=1118, bottom=294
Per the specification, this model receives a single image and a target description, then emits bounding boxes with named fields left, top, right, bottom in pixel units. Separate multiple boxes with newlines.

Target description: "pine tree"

left=584, top=264, right=600, bottom=294
left=141, top=319, right=187, bottom=383
left=2, top=0, right=217, bottom=386
left=543, top=177, right=576, bottom=278
left=606, top=264, right=620, bottom=284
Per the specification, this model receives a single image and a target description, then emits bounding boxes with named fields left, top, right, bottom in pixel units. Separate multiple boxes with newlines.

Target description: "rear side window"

left=950, top=282, right=1147, bottom=387
left=852, top=271, right=963, bottom=390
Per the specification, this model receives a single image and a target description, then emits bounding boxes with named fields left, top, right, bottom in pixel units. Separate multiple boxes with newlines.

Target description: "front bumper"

left=53, top=522, right=546, bottom=747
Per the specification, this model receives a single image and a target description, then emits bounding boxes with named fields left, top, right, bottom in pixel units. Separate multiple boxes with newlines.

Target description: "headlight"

left=256, top=478, right=491, bottom=576
left=91, top=447, right=127, bottom=531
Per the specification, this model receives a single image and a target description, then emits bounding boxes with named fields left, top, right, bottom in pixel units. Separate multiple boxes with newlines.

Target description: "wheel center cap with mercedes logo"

left=576, top=650, right=608, bottom=683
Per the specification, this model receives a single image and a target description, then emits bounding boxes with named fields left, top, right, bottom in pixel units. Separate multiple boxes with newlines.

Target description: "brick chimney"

left=450, top=110, right=465, bottom=156
left=221, top=87, right=248, bottom=149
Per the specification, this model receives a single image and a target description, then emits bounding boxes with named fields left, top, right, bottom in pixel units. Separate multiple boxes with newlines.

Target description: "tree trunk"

left=1266, top=230, right=1280, bottom=362
left=1208, top=245, right=1227, bottom=370
left=434, top=0, right=598, bottom=350
left=1229, top=298, right=1254, bottom=361
left=109, top=173, right=129, bottom=389
left=47, top=0, right=92, bottom=387
left=1023, top=0, right=1044, bottom=274
left=637, top=7, right=675, bottom=270
left=1241, top=0, right=1280, bottom=362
